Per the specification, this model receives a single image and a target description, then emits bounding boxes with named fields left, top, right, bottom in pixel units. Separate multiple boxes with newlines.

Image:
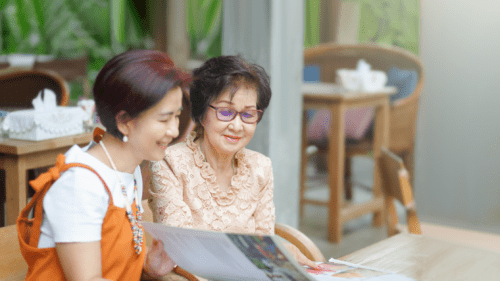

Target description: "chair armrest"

left=274, top=222, right=326, bottom=262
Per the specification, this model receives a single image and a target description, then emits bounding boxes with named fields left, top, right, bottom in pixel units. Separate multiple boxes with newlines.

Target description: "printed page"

left=142, top=222, right=315, bottom=281
left=226, top=233, right=315, bottom=281
left=303, top=259, right=415, bottom=281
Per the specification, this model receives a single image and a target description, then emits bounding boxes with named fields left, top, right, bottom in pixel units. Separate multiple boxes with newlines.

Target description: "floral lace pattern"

left=149, top=132, right=275, bottom=234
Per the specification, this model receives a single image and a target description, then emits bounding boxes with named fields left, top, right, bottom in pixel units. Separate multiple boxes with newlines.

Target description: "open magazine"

left=142, top=223, right=415, bottom=281
left=142, top=222, right=315, bottom=281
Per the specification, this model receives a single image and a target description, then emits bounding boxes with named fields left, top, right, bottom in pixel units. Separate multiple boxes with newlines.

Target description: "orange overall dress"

left=17, top=153, right=146, bottom=280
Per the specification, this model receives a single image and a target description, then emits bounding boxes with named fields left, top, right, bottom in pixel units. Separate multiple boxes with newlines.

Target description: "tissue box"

left=2, top=106, right=88, bottom=141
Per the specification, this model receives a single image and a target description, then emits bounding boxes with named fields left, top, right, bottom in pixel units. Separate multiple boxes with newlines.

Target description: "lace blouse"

left=148, top=132, right=275, bottom=235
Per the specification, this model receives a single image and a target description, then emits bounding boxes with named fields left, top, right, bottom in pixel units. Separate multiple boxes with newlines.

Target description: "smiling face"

left=126, top=86, right=183, bottom=162
left=201, top=86, right=258, bottom=158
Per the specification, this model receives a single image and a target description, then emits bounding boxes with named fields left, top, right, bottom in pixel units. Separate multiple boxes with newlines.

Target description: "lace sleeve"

left=148, top=158, right=193, bottom=228
left=254, top=160, right=276, bottom=235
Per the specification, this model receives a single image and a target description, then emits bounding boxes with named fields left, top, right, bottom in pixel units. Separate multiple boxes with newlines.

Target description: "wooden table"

left=340, top=233, right=500, bottom=280
left=299, top=83, right=396, bottom=243
left=0, top=132, right=92, bottom=225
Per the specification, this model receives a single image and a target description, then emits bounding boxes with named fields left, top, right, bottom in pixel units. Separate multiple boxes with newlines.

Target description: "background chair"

left=303, top=43, right=424, bottom=200
left=0, top=68, right=70, bottom=227
left=378, top=148, right=500, bottom=253
left=379, top=147, right=421, bottom=236
left=0, top=68, right=70, bottom=108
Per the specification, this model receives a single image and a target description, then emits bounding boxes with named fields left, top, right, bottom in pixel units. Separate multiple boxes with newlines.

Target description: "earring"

left=122, top=135, right=128, bottom=143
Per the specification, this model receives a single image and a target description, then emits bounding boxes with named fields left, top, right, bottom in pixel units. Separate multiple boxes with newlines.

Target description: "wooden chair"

left=141, top=200, right=326, bottom=280
left=34, top=56, right=90, bottom=98
left=303, top=43, right=424, bottom=198
left=0, top=68, right=70, bottom=226
left=378, top=148, right=500, bottom=252
left=0, top=68, right=70, bottom=108
left=379, top=147, right=421, bottom=236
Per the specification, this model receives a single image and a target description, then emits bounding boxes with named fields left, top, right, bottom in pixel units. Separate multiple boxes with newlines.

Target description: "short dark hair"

left=190, top=55, right=271, bottom=131
left=93, top=49, right=190, bottom=139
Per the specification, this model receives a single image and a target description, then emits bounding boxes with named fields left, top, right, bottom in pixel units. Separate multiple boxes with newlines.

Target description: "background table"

left=0, top=132, right=92, bottom=225
left=340, top=233, right=500, bottom=280
left=300, top=83, right=395, bottom=243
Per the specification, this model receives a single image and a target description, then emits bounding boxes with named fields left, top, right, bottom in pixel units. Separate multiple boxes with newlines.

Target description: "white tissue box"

left=2, top=106, right=88, bottom=141
left=336, top=69, right=388, bottom=92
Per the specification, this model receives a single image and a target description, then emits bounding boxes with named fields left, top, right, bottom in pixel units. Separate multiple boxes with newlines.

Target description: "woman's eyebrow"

left=215, top=100, right=232, bottom=105
left=215, top=101, right=256, bottom=108
left=159, top=106, right=183, bottom=116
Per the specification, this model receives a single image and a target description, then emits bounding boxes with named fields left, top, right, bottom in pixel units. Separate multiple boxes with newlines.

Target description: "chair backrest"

left=0, top=225, right=28, bottom=280
left=274, top=223, right=326, bottom=262
left=0, top=68, right=69, bottom=108
left=379, top=147, right=421, bottom=236
left=304, top=43, right=424, bottom=153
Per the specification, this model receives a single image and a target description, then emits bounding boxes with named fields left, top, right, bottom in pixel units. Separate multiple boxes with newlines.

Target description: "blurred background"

left=2, top=0, right=500, bottom=256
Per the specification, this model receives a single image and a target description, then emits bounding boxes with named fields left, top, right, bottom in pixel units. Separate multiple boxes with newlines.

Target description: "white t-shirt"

left=38, top=142, right=143, bottom=248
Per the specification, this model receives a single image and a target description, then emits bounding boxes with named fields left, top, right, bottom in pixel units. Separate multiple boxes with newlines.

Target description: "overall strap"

left=21, top=154, right=114, bottom=247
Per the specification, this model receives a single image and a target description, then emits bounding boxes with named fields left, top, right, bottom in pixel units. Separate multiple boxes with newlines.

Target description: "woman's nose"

left=229, top=114, right=244, bottom=131
left=166, top=125, right=179, bottom=138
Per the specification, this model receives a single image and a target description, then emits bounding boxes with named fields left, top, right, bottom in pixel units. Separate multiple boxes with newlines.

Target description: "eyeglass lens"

left=216, top=107, right=260, bottom=123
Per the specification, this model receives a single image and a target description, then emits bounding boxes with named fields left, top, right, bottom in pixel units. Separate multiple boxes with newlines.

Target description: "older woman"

left=148, top=55, right=317, bottom=269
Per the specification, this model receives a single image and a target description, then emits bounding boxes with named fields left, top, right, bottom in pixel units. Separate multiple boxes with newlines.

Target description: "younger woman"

left=19, top=50, right=190, bottom=280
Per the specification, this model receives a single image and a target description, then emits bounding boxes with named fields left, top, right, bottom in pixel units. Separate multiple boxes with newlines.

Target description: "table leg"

left=4, top=157, right=26, bottom=225
left=328, top=102, right=345, bottom=243
left=372, top=99, right=390, bottom=227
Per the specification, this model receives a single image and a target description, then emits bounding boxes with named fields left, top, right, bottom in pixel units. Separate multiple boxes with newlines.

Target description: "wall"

left=223, top=1, right=304, bottom=227
left=416, top=0, right=500, bottom=233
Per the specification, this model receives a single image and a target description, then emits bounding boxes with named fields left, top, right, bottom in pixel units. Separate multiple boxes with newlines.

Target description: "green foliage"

left=0, top=0, right=153, bottom=80
left=304, top=0, right=320, bottom=48
left=356, top=0, right=420, bottom=55
left=186, top=0, right=222, bottom=60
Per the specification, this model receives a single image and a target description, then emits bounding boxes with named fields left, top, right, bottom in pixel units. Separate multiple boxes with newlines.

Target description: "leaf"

left=187, top=0, right=222, bottom=59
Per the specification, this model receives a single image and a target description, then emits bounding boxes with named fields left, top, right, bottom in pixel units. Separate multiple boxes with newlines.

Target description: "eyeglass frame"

left=208, top=105, right=263, bottom=124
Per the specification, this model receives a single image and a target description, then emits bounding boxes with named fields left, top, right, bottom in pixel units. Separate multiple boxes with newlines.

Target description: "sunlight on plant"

left=0, top=0, right=154, bottom=96
left=186, top=0, right=222, bottom=60
left=356, top=0, right=420, bottom=54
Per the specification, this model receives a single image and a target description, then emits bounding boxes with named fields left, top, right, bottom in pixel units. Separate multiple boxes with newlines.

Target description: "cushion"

left=386, top=67, right=418, bottom=102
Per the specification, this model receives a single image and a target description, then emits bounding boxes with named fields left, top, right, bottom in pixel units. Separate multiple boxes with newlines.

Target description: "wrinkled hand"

left=144, top=239, right=176, bottom=278
left=283, top=242, right=320, bottom=270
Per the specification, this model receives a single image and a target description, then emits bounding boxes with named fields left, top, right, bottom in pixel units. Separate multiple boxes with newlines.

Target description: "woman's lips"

left=224, top=135, right=241, bottom=143
left=157, top=142, right=170, bottom=149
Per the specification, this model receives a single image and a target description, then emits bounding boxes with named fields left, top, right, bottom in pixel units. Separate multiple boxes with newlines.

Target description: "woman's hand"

left=143, top=239, right=176, bottom=279
left=283, top=242, right=320, bottom=270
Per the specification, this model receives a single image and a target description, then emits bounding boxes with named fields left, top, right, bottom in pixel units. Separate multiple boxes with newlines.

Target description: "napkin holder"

left=1, top=90, right=88, bottom=141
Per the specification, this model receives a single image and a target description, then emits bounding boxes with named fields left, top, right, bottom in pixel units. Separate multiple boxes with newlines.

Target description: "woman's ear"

left=116, top=110, right=132, bottom=136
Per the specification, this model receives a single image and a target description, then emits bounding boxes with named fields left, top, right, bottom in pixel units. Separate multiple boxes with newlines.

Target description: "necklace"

left=100, top=140, right=143, bottom=255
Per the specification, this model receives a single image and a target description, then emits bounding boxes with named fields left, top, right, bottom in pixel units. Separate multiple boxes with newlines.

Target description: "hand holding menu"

left=142, top=222, right=315, bottom=281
